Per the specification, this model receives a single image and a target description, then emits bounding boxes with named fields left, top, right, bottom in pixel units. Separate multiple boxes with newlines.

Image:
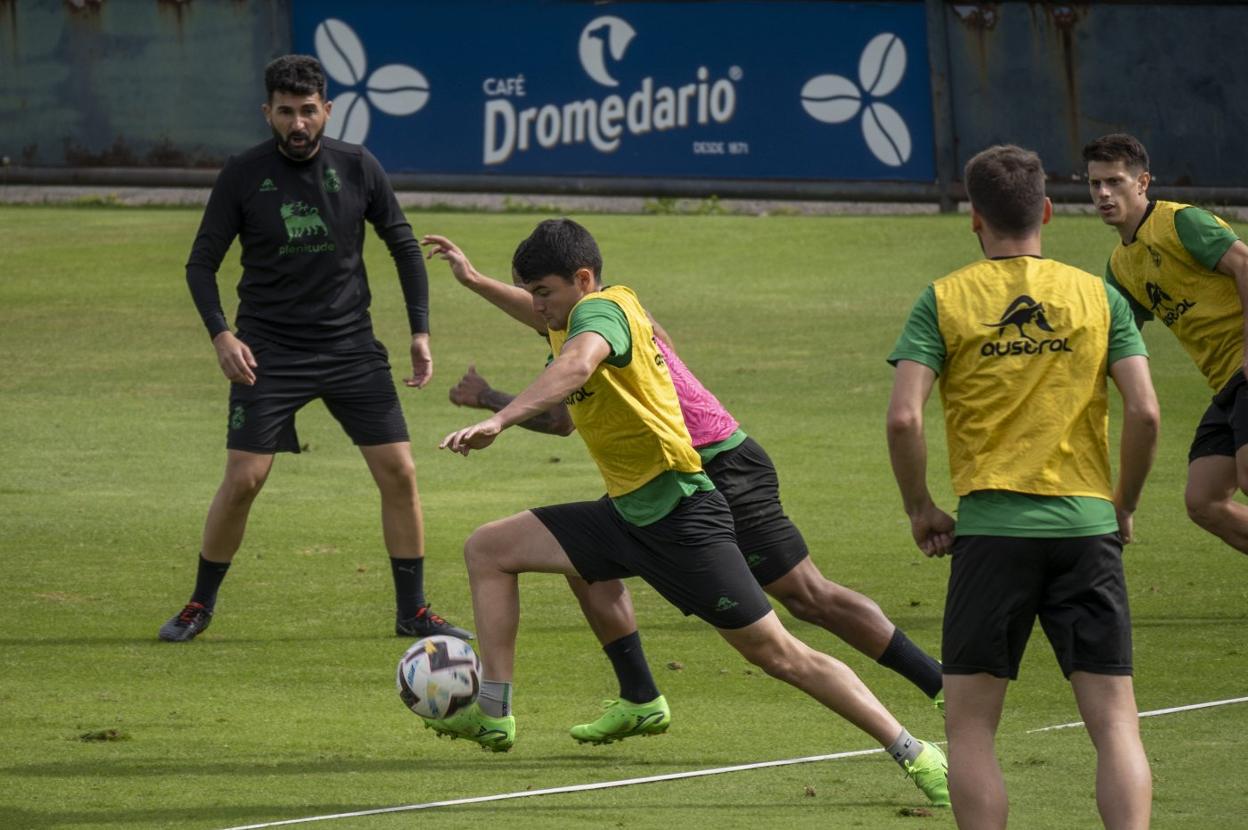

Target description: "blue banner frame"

left=293, top=1, right=935, bottom=182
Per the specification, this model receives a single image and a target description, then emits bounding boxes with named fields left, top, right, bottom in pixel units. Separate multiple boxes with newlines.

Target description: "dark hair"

left=264, top=55, right=327, bottom=101
left=964, top=145, right=1046, bottom=237
left=512, top=218, right=603, bottom=284
left=1081, top=133, right=1150, bottom=173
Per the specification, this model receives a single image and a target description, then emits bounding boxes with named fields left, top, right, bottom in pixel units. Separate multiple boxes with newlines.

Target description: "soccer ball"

left=396, top=635, right=480, bottom=720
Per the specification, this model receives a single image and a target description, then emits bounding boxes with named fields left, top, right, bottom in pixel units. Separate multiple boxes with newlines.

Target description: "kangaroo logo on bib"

left=980, top=295, right=1071, bottom=358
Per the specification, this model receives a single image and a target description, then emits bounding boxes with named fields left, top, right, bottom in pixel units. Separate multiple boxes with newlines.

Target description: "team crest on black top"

left=323, top=167, right=341, bottom=193
left=980, top=295, right=1071, bottom=357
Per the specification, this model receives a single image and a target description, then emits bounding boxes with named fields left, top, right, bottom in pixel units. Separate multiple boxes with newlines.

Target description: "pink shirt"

left=654, top=336, right=740, bottom=448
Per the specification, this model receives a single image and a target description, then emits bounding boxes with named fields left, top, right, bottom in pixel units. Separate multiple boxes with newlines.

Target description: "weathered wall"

left=943, top=1, right=1248, bottom=187
left=0, top=0, right=289, bottom=167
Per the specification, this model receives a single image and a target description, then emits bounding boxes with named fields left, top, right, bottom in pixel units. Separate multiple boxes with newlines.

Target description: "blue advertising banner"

left=292, top=1, right=934, bottom=182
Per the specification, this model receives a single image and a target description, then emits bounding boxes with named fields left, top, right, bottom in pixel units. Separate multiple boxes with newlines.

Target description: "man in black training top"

left=158, top=55, right=470, bottom=642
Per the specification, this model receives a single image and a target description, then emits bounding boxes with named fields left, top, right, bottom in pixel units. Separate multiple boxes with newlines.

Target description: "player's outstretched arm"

left=449, top=365, right=575, bottom=436
left=886, top=360, right=954, bottom=557
left=1216, top=241, right=1248, bottom=380
left=421, top=234, right=546, bottom=333
left=440, top=333, right=609, bottom=455
left=1109, top=354, right=1161, bottom=543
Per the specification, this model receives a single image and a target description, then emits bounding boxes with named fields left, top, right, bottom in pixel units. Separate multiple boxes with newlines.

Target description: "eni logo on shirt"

left=979, top=295, right=1072, bottom=357
left=277, top=201, right=336, bottom=255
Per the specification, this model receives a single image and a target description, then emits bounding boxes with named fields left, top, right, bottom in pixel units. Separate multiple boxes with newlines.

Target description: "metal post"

left=925, top=0, right=958, bottom=213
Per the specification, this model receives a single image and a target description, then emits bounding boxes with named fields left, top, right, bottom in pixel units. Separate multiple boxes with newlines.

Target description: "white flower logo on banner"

left=313, top=18, right=430, bottom=144
left=800, top=33, right=912, bottom=167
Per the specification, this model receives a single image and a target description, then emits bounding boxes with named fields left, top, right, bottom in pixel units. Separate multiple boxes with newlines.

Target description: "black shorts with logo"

left=942, top=533, right=1132, bottom=679
left=1189, top=371, right=1248, bottom=461
left=531, top=489, right=774, bottom=630
left=704, top=437, right=810, bottom=586
left=225, top=332, right=409, bottom=454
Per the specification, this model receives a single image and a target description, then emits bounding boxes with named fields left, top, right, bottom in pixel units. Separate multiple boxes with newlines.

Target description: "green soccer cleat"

left=933, top=689, right=946, bottom=718
left=422, top=703, right=514, bottom=752
left=903, top=741, right=950, bottom=807
left=570, top=695, right=671, bottom=745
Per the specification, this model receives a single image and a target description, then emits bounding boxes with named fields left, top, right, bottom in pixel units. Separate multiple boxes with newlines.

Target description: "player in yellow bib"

left=888, top=146, right=1160, bottom=828
left=1084, top=133, right=1248, bottom=555
left=427, top=219, right=950, bottom=808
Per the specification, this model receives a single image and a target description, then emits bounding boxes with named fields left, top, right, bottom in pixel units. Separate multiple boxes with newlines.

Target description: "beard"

left=273, top=123, right=325, bottom=160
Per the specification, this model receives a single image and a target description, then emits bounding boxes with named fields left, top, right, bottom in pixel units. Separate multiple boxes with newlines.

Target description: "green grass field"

left=1, top=206, right=1246, bottom=830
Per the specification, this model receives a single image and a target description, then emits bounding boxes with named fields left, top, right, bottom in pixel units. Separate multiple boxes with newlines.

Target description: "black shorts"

left=704, top=437, right=810, bottom=586
left=942, top=534, right=1132, bottom=680
left=225, top=332, right=409, bottom=454
left=1189, top=372, right=1248, bottom=462
left=531, top=489, right=774, bottom=629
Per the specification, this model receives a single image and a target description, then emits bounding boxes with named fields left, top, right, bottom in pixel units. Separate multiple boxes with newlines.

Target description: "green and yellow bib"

left=934, top=258, right=1112, bottom=499
left=1110, top=200, right=1241, bottom=390
left=547, top=285, right=702, bottom=496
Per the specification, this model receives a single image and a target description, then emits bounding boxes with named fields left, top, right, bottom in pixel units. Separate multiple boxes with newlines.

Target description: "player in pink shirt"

left=425, top=233, right=943, bottom=745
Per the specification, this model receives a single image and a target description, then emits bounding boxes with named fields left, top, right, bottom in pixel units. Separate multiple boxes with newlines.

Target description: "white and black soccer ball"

left=396, top=635, right=480, bottom=720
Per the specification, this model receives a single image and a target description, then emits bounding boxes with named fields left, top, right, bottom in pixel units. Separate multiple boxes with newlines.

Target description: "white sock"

left=886, top=728, right=923, bottom=767
left=478, top=680, right=512, bottom=717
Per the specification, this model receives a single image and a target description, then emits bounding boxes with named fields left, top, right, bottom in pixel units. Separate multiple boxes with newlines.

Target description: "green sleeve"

left=1105, top=282, right=1149, bottom=365
left=1174, top=207, right=1240, bottom=271
left=566, top=298, right=632, bottom=368
left=1105, top=260, right=1152, bottom=327
left=887, top=285, right=945, bottom=374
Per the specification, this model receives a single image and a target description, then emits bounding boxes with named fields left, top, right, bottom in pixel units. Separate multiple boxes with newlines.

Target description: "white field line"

left=219, top=694, right=1248, bottom=830
left=1026, top=694, right=1248, bottom=733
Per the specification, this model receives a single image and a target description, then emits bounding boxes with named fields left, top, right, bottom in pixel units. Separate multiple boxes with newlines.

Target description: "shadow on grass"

left=0, top=635, right=422, bottom=647
left=2, top=753, right=713, bottom=779
left=0, top=797, right=901, bottom=829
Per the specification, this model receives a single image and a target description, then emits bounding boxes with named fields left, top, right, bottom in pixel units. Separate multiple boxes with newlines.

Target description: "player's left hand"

left=439, top=417, right=502, bottom=456
left=405, top=333, right=432, bottom=388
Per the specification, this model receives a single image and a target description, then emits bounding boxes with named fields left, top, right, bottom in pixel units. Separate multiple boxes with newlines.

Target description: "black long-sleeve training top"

left=186, top=137, right=428, bottom=351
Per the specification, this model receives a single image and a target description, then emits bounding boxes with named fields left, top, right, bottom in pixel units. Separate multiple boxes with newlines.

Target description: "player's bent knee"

left=1184, top=493, right=1223, bottom=530
left=738, top=635, right=807, bottom=683
left=463, top=519, right=525, bottom=573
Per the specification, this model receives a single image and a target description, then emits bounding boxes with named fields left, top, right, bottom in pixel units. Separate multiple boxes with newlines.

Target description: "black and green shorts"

left=1189, top=371, right=1248, bottom=461
left=531, top=489, right=774, bottom=630
left=942, top=533, right=1132, bottom=679
left=225, top=332, right=409, bottom=454
left=705, top=436, right=810, bottom=586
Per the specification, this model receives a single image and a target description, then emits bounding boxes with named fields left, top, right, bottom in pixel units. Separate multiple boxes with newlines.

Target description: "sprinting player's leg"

left=565, top=576, right=669, bottom=743
left=1185, top=455, right=1248, bottom=553
left=1071, top=673, right=1151, bottom=830
left=761, top=559, right=943, bottom=699
left=420, top=510, right=575, bottom=751
left=565, top=437, right=942, bottom=717
left=159, top=449, right=274, bottom=641
left=1182, top=393, right=1248, bottom=554
left=943, top=674, right=1009, bottom=829
left=432, top=494, right=948, bottom=807
left=711, top=438, right=943, bottom=699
